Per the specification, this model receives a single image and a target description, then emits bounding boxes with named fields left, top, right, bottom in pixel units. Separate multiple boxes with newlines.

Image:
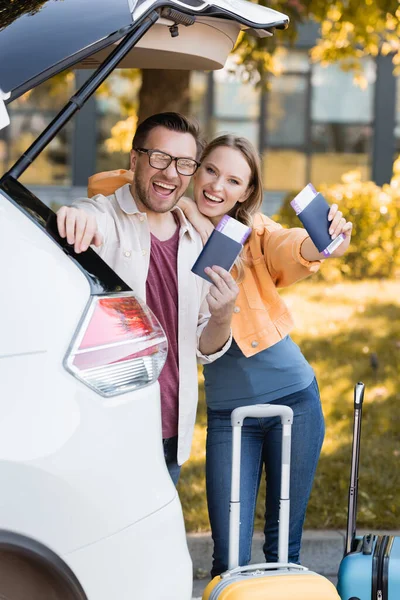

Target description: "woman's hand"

left=300, top=203, right=353, bottom=261
left=198, top=265, right=239, bottom=355
left=327, top=204, right=353, bottom=257
left=178, top=197, right=214, bottom=245
left=205, top=265, right=239, bottom=324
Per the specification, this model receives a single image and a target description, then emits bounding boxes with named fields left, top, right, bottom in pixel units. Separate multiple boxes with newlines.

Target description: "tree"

left=138, top=70, right=190, bottom=124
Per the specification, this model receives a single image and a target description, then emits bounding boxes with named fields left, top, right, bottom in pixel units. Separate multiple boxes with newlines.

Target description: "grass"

left=178, top=279, right=400, bottom=532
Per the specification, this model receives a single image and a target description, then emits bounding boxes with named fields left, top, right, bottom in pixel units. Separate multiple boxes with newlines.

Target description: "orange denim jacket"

left=88, top=170, right=321, bottom=358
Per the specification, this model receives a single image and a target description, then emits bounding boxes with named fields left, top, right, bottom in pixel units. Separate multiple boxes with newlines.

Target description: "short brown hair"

left=132, top=112, right=205, bottom=159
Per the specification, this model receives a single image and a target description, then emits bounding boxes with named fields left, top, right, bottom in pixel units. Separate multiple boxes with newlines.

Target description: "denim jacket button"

left=251, top=340, right=259, bottom=348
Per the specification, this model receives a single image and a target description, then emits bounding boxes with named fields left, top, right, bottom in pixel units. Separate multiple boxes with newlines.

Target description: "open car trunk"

left=0, top=0, right=288, bottom=102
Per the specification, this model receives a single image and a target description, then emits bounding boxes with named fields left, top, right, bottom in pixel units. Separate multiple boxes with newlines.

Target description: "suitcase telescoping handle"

left=229, top=404, right=294, bottom=570
left=345, top=382, right=365, bottom=555
left=222, top=563, right=308, bottom=579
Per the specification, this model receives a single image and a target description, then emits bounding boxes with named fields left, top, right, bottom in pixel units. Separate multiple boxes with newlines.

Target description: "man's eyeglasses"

left=134, top=148, right=200, bottom=176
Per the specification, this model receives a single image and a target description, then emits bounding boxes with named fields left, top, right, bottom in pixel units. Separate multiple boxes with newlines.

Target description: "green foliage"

left=276, top=161, right=400, bottom=281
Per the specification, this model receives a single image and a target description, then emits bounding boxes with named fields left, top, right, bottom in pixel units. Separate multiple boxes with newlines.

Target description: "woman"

left=87, top=135, right=352, bottom=576
left=178, top=134, right=352, bottom=577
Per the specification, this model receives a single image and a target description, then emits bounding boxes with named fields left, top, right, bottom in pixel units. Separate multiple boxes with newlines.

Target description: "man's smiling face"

left=130, top=126, right=197, bottom=214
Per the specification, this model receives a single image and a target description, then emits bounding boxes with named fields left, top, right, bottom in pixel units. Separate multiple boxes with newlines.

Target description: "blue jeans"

left=163, top=435, right=181, bottom=486
left=205, top=378, right=324, bottom=577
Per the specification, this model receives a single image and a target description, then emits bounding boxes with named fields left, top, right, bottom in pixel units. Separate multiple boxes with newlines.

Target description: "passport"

left=191, top=215, right=251, bottom=283
left=290, top=184, right=345, bottom=256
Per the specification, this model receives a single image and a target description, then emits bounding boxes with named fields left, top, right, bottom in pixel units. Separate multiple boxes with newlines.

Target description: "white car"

left=0, top=1, right=288, bottom=598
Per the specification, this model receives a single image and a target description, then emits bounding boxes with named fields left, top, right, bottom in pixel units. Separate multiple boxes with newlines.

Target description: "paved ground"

left=188, top=529, right=400, bottom=599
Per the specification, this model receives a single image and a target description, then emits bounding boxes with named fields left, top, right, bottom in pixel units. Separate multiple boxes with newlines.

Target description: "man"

left=57, top=112, right=238, bottom=484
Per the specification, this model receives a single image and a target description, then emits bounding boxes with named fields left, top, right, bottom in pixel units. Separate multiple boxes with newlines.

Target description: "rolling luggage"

left=337, top=382, right=400, bottom=600
left=202, top=403, right=340, bottom=600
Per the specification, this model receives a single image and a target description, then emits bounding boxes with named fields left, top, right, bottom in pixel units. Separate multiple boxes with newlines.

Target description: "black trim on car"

left=0, top=176, right=131, bottom=295
left=0, top=530, right=88, bottom=599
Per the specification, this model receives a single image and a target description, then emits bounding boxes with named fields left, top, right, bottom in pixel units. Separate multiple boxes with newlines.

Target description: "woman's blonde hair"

left=199, top=134, right=263, bottom=281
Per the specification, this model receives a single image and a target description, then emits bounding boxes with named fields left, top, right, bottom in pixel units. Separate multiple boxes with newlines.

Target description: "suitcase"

left=202, top=403, right=340, bottom=599
left=337, top=382, right=400, bottom=600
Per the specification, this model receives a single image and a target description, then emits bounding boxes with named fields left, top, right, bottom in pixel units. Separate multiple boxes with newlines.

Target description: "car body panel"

left=0, top=368, right=175, bottom=553
left=66, top=494, right=192, bottom=599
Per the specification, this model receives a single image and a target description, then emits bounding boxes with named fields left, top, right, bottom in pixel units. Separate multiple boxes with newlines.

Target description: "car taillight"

left=64, top=293, right=167, bottom=397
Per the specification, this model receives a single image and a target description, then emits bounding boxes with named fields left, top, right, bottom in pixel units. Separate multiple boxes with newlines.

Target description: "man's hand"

left=205, top=265, right=239, bottom=322
left=56, top=206, right=103, bottom=253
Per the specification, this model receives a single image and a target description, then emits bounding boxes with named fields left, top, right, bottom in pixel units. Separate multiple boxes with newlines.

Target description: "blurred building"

left=1, top=24, right=398, bottom=215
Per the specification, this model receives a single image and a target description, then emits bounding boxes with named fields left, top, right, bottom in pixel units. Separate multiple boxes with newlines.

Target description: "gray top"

left=204, top=335, right=315, bottom=411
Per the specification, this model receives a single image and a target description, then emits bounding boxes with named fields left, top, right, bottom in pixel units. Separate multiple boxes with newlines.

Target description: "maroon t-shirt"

left=145, top=225, right=180, bottom=439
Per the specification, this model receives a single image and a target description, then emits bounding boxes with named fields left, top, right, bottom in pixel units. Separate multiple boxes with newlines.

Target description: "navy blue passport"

left=191, top=229, right=242, bottom=284
left=291, top=184, right=345, bottom=256
left=296, top=193, right=332, bottom=253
